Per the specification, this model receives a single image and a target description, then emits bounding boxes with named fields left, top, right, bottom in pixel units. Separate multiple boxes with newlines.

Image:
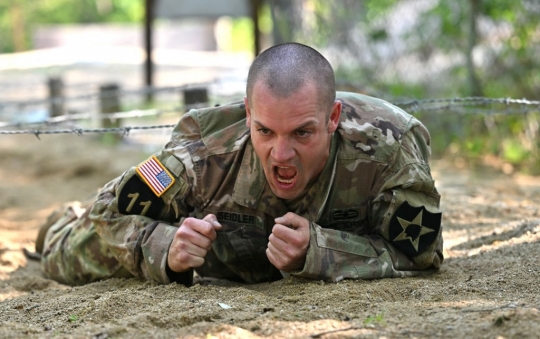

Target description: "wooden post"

left=183, top=87, right=209, bottom=111
left=99, top=84, right=122, bottom=142
left=10, top=1, right=26, bottom=52
left=466, top=0, right=483, bottom=96
left=48, top=77, right=64, bottom=117
left=250, top=0, right=262, bottom=56
left=144, top=0, right=154, bottom=103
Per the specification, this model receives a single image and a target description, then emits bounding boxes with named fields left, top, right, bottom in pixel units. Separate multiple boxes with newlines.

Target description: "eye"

left=257, top=128, right=271, bottom=135
left=296, top=130, right=311, bottom=137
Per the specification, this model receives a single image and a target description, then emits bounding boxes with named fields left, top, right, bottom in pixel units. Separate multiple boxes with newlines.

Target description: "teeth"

left=275, top=165, right=295, bottom=184
left=277, top=176, right=294, bottom=184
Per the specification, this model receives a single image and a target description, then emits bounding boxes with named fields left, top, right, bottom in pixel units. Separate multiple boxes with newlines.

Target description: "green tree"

left=0, top=0, right=143, bottom=53
left=267, top=0, right=540, bottom=171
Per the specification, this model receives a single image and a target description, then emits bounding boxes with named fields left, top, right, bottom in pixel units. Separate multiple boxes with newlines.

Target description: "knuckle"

left=291, top=237, right=304, bottom=248
left=175, top=227, right=193, bottom=242
left=175, top=251, right=191, bottom=267
left=182, top=217, right=196, bottom=227
left=176, top=227, right=190, bottom=238
left=286, top=236, right=297, bottom=246
left=176, top=240, right=190, bottom=251
left=205, top=222, right=216, bottom=234
left=283, top=248, right=296, bottom=259
left=199, top=222, right=213, bottom=235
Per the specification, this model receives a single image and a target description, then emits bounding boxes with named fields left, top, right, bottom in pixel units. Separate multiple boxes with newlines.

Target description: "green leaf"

left=363, top=311, right=386, bottom=326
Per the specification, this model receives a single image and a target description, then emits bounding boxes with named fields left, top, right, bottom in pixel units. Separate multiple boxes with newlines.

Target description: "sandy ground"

left=0, top=132, right=540, bottom=339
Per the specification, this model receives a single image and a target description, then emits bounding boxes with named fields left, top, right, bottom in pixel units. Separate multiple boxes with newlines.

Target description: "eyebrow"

left=253, top=120, right=318, bottom=132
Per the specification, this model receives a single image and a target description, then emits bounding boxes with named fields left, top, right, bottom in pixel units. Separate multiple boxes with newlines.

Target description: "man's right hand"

left=167, top=214, right=222, bottom=273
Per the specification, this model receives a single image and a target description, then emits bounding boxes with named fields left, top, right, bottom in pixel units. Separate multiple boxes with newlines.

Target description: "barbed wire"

left=395, top=97, right=540, bottom=113
left=0, top=124, right=177, bottom=139
left=1, top=96, right=539, bottom=137
left=0, top=80, right=96, bottom=90
left=0, top=83, right=211, bottom=109
left=0, top=107, right=183, bottom=129
left=403, top=105, right=539, bottom=116
left=394, top=96, right=540, bottom=106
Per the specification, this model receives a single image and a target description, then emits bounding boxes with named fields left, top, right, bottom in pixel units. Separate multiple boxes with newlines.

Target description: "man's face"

left=244, top=81, right=341, bottom=200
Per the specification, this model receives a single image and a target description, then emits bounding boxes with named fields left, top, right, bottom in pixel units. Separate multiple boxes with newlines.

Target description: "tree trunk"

left=466, top=0, right=483, bottom=96
left=250, top=0, right=263, bottom=55
left=11, top=1, right=26, bottom=52
left=268, top=0, right=299, bottom=45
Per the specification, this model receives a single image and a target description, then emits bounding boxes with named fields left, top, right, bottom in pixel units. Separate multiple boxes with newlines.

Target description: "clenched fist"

left=266, top=212, right=310, bottom=272
left=167, top=214, right=222, bottom=273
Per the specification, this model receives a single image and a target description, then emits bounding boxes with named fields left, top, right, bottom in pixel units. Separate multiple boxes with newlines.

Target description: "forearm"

left=89, top=178, right=183, bottom=284
left=291, top=222, right=443, bottom=282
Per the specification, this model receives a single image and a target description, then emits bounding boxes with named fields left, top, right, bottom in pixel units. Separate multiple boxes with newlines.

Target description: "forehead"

left=250, top=81, right=326, bottom=128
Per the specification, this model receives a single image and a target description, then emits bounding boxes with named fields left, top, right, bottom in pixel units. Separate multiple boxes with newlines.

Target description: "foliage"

left=282, top=0, right=540, bottom=173
left=229, top=17, right=255, bottom=53
left=0, top=0, right=142, bottom=53
left=1, top=0, right=539, bottom=173
left=363, top=311, right=386, bottom=326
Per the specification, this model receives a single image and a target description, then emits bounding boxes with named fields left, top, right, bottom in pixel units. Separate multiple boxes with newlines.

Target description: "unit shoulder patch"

left=118, top=175, right=164, bottom=219
left=388, top=201, right=441, bottom=257
left=136, top=156, right=175, bottom=197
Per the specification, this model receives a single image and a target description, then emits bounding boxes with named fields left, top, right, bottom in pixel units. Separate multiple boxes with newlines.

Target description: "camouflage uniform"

left=40, top=92, right=443, bottom=286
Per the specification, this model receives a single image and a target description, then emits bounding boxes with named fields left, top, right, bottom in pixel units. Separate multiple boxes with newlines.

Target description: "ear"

left=327, top=100, right=342, bottom=133
left=244, top=97, right=251, bottom=128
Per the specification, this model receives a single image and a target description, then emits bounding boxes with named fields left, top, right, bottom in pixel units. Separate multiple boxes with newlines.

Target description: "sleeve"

left=89, top=151, right=195, bottom=285
left=291, top=122, right=443, bottom=282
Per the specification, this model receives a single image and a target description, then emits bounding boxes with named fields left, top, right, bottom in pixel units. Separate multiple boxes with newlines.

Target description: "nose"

left=271, top=136, right=295, bottom=163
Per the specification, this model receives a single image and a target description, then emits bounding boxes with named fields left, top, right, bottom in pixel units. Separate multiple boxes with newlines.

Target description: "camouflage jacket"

left=90, top=92, right=443, bottom=285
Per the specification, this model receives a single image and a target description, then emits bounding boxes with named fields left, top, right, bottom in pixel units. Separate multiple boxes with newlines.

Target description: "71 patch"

left=118, top=175, right=164, bottom=219
left=388, top=201, right=441, bottom=257
left=136, top=156, right=175, bottom=197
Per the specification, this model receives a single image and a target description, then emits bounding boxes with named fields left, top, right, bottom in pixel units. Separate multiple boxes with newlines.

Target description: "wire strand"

left=1, top=96, right=539, bottom=136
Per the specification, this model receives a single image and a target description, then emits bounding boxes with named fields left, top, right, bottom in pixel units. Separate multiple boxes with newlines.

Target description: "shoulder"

left=336, top=92, right=426, bottom=161
left=171, top=101, right=250, bottom=156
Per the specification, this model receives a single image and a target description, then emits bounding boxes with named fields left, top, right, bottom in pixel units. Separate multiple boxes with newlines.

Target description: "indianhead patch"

left=388, top=201, right=441, bottom=257
left=136, top=156, right=175, bottom=197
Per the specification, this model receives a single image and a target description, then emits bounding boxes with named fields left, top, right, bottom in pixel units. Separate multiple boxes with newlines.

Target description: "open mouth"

left=274, top=166, right=297, bottom=185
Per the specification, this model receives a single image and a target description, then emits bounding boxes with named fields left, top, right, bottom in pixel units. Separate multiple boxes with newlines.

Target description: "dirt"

left=1, top=133, right=539, bottom=339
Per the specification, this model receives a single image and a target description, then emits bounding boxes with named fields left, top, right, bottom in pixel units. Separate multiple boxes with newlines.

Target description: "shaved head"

left=246, top=43, right=336, bottom=113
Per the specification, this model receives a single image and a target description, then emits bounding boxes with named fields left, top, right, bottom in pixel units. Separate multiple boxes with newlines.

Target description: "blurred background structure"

left=0, top=0, right=539, bottom=173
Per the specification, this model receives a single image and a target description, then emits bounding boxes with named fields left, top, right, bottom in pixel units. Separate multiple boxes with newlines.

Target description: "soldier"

left=37, top=42, right=443, bottom=286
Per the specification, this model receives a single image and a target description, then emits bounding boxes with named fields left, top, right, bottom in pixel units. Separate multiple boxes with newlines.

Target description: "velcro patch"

left=331, top=208, right=359, bottom=221
left=118, top=175, right=164, bottom=219
left=388, top=201, right=441, bottom=257
left=136, top=156, right=175, bottom=197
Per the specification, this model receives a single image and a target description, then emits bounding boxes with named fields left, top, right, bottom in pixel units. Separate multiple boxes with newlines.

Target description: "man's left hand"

left=266, top=212, right=310, bottom=272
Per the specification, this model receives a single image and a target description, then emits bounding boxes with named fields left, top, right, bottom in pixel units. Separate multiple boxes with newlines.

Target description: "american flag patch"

left=136, top=156, right=175, bottom=197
